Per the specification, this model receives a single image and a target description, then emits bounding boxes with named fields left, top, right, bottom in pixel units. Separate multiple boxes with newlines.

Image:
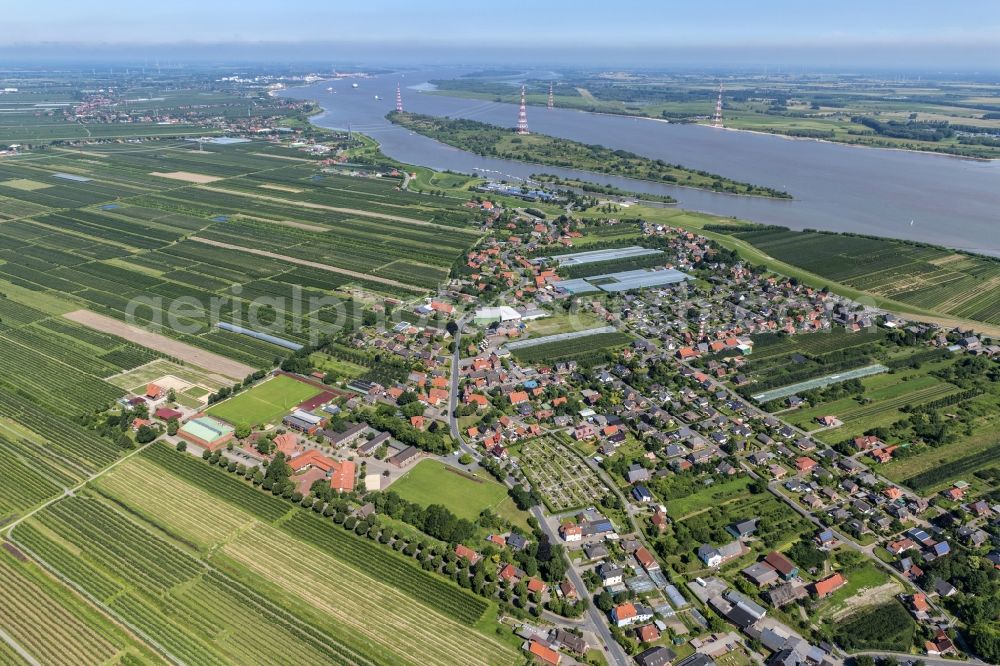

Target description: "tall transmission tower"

left=713, top=84, right=724, bottom=128
left=547, top=82, right=554, bottom=109
left=516, top=85, right=530, bottom=134
left=395, top=82, right=404, bottom=113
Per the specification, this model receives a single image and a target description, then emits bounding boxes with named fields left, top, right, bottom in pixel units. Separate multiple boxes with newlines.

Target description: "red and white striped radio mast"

left=713, top=83, right=724, bottom=127
left=547, top=82, right=554, bottom=109
left=395, top=82, right=404, bottom=113
left=516, top=85, right=530, bottom=134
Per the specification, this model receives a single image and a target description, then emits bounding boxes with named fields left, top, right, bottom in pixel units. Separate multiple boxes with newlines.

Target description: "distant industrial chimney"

left=395, top=82, right=404, bottom=113
left=547, top=82, right=554, bottom=110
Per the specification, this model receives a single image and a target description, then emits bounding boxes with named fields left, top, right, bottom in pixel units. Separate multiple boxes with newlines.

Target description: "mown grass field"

left=206, top=375, right=319, bottom=428
left=389, top=459, right=516, bottom=523
left=663, top=475, right=753, bottom=519
left=522, top=310, right=603, bottom=337
left=66, top=449, right=519, bottom=666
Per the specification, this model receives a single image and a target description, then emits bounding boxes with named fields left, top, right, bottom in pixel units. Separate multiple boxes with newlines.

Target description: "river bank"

left=278, top=71, right=1000, bottom=256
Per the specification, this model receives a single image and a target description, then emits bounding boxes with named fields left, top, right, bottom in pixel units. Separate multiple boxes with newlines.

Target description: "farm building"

left=810, top=573, right=846, bottom=598
left=474, top=306, right=522, bottom=325
left=178, top=416, right=235, bottom=451
left=154, top=407, right=183, bottom=421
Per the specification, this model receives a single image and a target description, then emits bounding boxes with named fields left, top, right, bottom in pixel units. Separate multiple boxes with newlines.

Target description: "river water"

left=280, top=69, right=1000, bottom=256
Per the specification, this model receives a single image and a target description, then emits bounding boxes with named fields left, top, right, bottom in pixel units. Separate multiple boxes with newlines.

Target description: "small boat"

left=351, top=83, right=359, bottom=88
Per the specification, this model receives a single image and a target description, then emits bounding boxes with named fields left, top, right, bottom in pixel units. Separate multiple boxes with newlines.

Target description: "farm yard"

left=813, top=561, right=899, bottom=621
left=0, top=293, right=188, bottom=496
left=107, top=357, right=232, bottom=407
left=54, top=445, right=519, bottom=666
left=518, top=435, right=608, bottom=513
left=722, top=228, right=1000, bottom=327
left=206, top=374, right=321, bottom=428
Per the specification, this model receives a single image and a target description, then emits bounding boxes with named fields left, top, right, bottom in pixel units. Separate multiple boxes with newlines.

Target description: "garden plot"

left=518, top=435, right=607, bottom=513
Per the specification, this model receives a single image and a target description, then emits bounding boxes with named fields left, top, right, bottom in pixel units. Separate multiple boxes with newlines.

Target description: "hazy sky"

left=2, top=0, right=998, bottom=69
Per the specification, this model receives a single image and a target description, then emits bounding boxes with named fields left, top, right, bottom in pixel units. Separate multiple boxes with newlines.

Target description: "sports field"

left=206, top=375, right=319, bottom=428
left=389, top=460, right=512, bottom=523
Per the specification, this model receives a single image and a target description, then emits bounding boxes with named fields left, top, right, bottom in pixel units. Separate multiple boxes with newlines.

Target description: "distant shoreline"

left=424, top=89, right=999, bottom=163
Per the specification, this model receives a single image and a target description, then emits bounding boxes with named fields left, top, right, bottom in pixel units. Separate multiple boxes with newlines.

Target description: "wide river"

left=281, top=69, right=1000, bottom=256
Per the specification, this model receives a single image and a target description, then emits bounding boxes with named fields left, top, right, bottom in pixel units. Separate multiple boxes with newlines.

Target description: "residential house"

left=611, top=602, right=654, bottom=628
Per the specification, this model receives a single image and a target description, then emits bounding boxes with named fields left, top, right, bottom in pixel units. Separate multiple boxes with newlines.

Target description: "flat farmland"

left=0, top=436, right=66, bottom=522
left=0, top=140, right=482, bottom=371
left=64, top=310, right=255, bottom=380
left=748, top=328, right=886, bottom=364
left=730, top=228, right=1000, bottom=327
left=12, top=496, right=371, bottom=666
left=84, top=450, right=517, bottom=665
left=0, top=545, right=160, bottom=666
left=885, top=430, right=1000, bottom=491
left=206, top=374, right=320, bottom=428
